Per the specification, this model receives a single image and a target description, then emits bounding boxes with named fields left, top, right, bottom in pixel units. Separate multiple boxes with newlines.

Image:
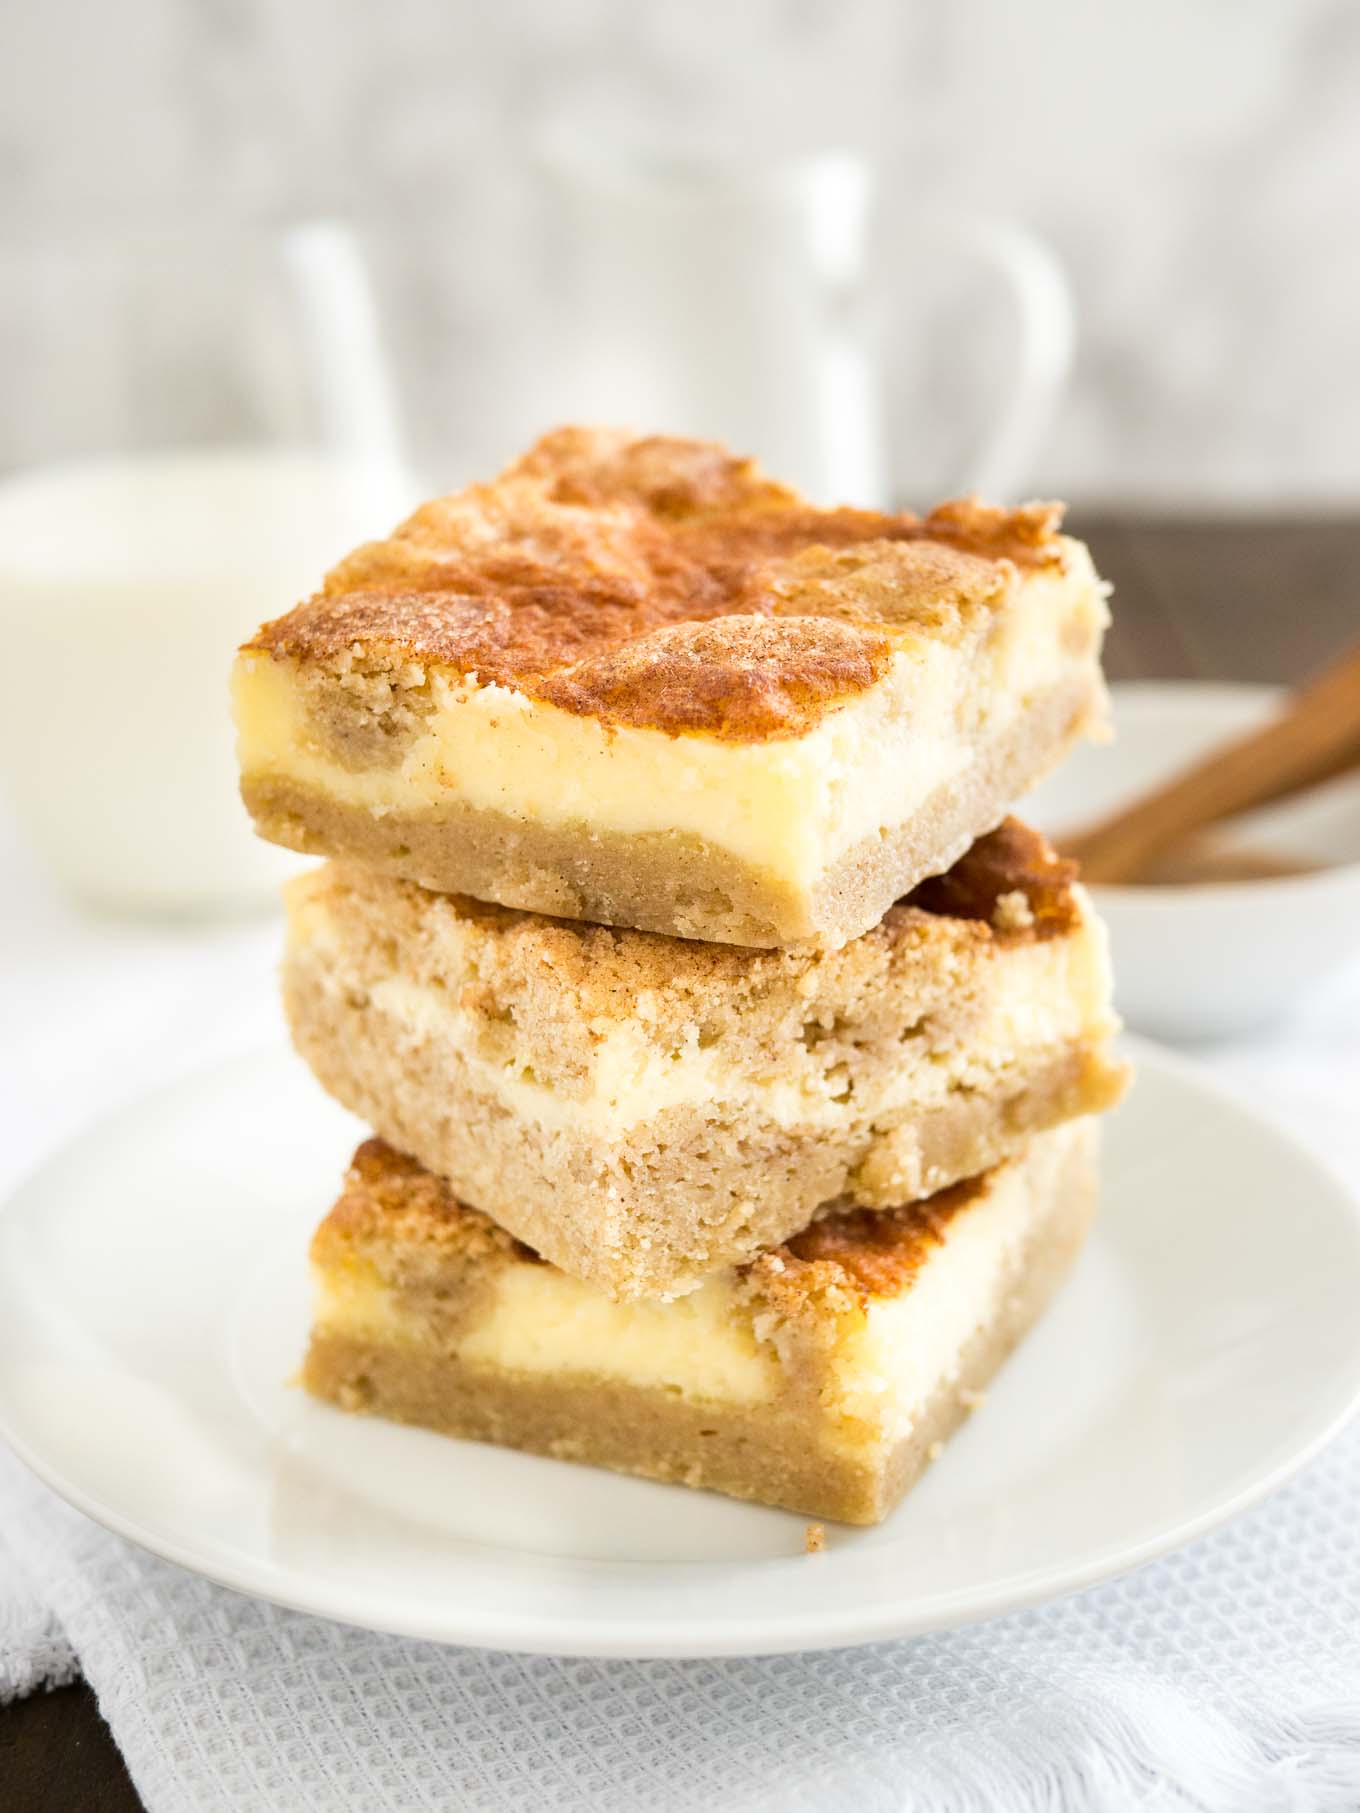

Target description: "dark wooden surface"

left=0, top=1679, right=144, bottom=1813
left=2, top=514, right=1356, bottom=1813
left=1084, top=513, right=1357, bottom=685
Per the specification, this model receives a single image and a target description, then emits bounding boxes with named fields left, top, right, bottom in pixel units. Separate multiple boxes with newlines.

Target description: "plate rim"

left=3, top=1035, right=1360, bottom=1658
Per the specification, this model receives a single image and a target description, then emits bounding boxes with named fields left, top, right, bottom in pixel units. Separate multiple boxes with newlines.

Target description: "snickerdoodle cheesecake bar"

left=234, top=426, right=1110, bottom=949
left=283, top=819, right=1126, bottom=1300
left=303, top=1121, right=1099, bottom=1525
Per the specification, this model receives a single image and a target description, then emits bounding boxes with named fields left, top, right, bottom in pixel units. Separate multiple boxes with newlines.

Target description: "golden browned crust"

left=764, top=1147, right=1087, bottom=1307
left=244, top=426, right=1073, bottom=742
left=312, top=1139, right=541, bottom=1270
left=909, top=818, right=1080, bottom=942
left=779, top=1178, right=983, bottom=1301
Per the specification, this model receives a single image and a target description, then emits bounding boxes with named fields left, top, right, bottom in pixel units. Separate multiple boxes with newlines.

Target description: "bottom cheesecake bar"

left=302, top=1120, right=1099, bottom=1525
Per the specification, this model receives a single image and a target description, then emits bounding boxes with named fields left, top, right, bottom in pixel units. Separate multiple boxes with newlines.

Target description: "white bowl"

left=1025, top=683, right=1360, bottom=1042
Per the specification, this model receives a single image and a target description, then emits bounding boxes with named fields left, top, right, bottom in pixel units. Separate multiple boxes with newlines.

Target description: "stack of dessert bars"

left=232, top=428, right=1127, bottom=1526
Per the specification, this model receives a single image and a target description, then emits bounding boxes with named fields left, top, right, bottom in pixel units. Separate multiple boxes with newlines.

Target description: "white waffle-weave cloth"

left=2, top=817, right=1360, bottom=1812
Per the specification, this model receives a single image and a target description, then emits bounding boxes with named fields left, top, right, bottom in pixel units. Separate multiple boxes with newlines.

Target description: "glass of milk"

left=0, top=223, right=416, bottom=913
left=0, top=451, right=410, bottom=913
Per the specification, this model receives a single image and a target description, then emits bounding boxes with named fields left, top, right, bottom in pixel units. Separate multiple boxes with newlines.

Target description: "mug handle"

left=911, top=210, right=1075, bottom=501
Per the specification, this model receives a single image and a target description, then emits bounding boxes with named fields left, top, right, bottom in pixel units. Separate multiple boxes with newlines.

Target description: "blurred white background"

left=4, top=0, right=1359, bottom=505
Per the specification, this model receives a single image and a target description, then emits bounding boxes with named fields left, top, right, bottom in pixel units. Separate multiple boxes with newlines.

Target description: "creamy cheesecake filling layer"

left=458, top=1271, right=776, bottom=1403
left=830, top=1118, right=1079, bottom=1444
left=292, top=884, right=1114, bottom=1139
left=312, top=1263, right=777, bottom=1405
left=311, top=1255, right=412, bottom=1344
left=234, top=556, right=1106, bottom=892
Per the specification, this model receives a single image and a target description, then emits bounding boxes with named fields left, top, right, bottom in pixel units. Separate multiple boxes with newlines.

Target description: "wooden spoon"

left=1064, top=639, right=1360, bottom=884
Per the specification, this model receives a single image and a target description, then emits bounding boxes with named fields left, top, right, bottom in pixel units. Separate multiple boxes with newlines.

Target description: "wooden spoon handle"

left=1065, top=641, right=1360, bottom=884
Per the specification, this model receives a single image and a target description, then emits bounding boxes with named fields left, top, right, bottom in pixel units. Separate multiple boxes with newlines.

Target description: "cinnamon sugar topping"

left=905, top=818, right=1080, bottom=941
left=778, top=1174, right=987, bottom=1302
left=314, top=1139, right=541, bottom=1267
left=245, top=426, right=1072, bottom=743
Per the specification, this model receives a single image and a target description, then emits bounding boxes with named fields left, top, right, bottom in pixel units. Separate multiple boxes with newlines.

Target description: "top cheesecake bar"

left=233, top=427, right=1111, bottom=948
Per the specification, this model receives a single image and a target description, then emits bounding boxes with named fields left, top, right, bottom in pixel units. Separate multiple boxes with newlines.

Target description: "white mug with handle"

left=537, top=141, right=1073, bottom=506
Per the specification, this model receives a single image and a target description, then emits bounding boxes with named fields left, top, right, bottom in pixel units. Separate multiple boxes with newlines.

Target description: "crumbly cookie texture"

left=303, top=1120, right=1101, bottom=1525
left=235, top=426, right=1111, bottom=947
left=283, top=818, right=1126, bottom=1299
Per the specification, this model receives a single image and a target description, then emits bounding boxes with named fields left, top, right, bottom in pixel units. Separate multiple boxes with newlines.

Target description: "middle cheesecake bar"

left=285, top=818, right=1124, bottom=1299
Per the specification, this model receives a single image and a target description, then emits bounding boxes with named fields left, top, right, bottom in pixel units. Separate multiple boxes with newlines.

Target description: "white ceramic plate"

left=2, top=1041, right=1358, bottom=1658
